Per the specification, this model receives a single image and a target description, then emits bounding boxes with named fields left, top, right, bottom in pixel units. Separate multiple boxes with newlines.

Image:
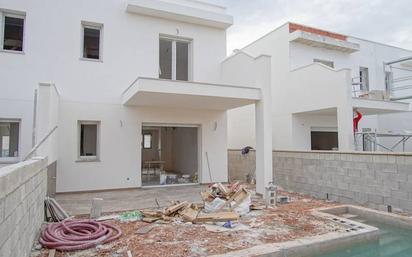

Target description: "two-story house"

left=0, top=0, right=274, bottom=194
left=227, top=22, right=412, bottom=152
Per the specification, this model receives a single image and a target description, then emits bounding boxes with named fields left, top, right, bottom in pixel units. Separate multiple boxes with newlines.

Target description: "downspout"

left=32, top=89, right=38, bottom=147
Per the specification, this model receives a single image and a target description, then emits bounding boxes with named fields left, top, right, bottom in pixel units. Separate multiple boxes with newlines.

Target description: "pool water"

left=317, top=221, right=412, bottom=257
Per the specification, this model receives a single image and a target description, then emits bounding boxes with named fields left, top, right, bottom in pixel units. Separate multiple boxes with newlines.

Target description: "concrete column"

left=35, top=83, right=60, bottom=164
left=254, top=55, right=273, bottom=195
left=337, top=106, right=354, bottom=151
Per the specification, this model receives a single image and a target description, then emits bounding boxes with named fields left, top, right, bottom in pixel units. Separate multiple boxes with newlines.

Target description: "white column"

left=35, top=83, right=60, bottom=164
left=337, top=106, right=354, bottom=151
left=254, top=55, right=273, bottom=195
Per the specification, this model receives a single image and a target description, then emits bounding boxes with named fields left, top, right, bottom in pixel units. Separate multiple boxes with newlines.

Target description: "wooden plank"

left=48, top=249, right=56, bottom=257
left=164, top=201, right=188, bottom=216
left=217, top=183, right=229, bottom=196
left=179, top=207, right=199, bottom=222
left=142, top=217, right=161, bottom=223
left=194, top=212, right=239, bottom=223
left=216, top=187, right=247, bottom=211
left=141, top=210, right=163, bottom=217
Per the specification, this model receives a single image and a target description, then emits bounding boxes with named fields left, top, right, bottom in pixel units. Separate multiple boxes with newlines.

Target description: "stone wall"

left=228, top=150, right=412, bottom=213
left=0, top=157, right=47, bottom=257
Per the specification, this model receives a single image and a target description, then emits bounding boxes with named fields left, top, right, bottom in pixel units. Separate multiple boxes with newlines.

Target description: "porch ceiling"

left=352, top=98, right=411, bottom=115
left=122, top=77, right=261, bottom=110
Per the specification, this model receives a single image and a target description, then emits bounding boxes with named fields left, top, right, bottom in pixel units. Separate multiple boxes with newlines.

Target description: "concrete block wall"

left=228, top=150, right=256, bottom=182
left=0, top=157, right=48, bottom=257
left=228, top=150, right=412, bottom=214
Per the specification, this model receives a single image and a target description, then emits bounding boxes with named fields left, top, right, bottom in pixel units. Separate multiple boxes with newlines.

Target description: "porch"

left=56, top=184, right=208, bottom=216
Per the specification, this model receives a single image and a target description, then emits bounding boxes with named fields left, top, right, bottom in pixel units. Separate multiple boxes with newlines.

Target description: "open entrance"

left=141, top=124, right=199, bottom=186
left=311, top=127, right=338, bottom=150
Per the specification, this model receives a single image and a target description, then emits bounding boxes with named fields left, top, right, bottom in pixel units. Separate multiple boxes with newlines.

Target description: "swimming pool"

left=317, top=220, right=412, bottom=257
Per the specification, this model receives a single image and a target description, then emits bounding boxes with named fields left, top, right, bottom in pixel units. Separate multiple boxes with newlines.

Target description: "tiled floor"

left=55, top=184, right=208, bottom=216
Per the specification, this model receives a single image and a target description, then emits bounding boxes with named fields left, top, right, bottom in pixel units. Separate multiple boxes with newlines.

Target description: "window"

left=1, top=11, right=25, bottom=52
left=78, top=121, right=100, bottom=161
left=314, top=59, right=334, bottom=68
left=359, top=67, right=369, bottom=91
left=82, top=22, right=102, bottom=60
left=385, top=71, right=393, bottom=92
left=143, top=133, right=152, bottom=149
left=159, top=36, right=191, bottom=81
left=0, top=120, right=19, bottom=158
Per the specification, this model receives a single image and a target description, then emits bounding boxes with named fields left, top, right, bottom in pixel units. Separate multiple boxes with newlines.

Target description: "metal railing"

left=384, top=56, right=412, bottom=101
left=23, top=125, right=58, bottom=161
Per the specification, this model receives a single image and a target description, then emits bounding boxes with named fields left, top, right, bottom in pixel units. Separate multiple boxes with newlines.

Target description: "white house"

left=228, top=22, right=412, bottom=152
left=0, top=0, right=273, bottom=194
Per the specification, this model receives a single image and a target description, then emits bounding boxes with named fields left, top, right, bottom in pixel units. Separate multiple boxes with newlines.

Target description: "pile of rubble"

left=140, top=182, right=251, bottom=224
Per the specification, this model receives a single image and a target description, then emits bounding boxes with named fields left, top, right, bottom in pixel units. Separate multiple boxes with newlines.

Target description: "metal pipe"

left=384, top=56, right=412, bottom=65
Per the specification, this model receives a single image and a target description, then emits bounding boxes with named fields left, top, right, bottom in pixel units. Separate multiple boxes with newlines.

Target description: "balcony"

left=126, top=0, right=233, bottom=29
left=122, top=77, right=261, bottom=110
left=289, top=30, right=360, bottom=53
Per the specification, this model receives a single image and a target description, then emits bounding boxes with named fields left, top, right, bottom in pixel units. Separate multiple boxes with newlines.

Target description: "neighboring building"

left=0, top=0, right=273, bottom=194
left=228, top=22, right=412, bottom=152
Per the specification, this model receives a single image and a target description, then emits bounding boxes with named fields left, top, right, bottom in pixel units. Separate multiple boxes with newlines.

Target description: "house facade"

left=0, top=0, right=273, bottom=194
left=228, top=22, right=412, bottom=152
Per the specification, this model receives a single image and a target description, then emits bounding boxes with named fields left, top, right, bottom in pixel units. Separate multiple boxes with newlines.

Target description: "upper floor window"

left=159, top=36, right=191, bottom=81
left=82, top=22, right=103, bottom=60
left=359, top=66, right=369, bottom=91
left=0, top=120, right=20, bottom=159
left=1, top=10, right=25, bottom=52
left=314, top=59, right=334, bottom=68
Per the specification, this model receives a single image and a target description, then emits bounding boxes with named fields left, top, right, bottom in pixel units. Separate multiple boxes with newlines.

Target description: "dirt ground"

left=33, top=190, right=344, bottom=257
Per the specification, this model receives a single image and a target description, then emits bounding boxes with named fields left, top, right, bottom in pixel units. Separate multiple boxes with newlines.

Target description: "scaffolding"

left=354, top=130, right=412, bottom=152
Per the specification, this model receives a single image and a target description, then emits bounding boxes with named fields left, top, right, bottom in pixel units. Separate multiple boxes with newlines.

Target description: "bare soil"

left=33, top=190, right=344, bottom=257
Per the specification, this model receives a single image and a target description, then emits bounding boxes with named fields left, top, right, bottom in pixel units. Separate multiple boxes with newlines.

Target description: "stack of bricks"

left=0, top=157, right=48, bottom=257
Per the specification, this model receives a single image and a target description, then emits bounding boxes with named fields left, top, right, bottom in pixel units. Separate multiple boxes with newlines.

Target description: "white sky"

left=206, top=0, right=412, bottom=54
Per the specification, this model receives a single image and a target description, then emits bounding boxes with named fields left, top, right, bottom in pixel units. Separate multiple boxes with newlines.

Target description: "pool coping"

left=210, top=205, right=412, bottom=257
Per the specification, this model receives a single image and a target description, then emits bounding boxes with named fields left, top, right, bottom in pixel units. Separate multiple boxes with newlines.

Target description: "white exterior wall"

left=227, top=22, right=412, bottom=152
left=0, top=0, right=231, bottom=192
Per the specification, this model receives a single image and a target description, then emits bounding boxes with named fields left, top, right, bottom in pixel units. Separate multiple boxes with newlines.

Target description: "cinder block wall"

left=228, top=150, right=256, bottom=182
left=0, top=157, right=47, bottom=257
left=228, top=150, right=412, bottom=213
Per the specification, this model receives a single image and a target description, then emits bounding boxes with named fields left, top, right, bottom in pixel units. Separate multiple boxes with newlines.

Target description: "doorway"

left=311, top=131, right=338, bottom=150
left=141, top=124, right=199, bottom=186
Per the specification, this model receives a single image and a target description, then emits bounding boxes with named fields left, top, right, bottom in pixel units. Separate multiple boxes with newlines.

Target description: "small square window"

left=82, top=22, right=102, bottom=60
left=78, top=121, right=100, bottom=161
left=0, top=120, right=19, bottom=158
left=143, top=134, right=152, bottom=149
left=1, top=12, right=25, bottom=52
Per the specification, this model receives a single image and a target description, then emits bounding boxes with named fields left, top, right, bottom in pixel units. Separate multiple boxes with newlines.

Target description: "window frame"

left=0, top=118, right=21, bottom=163
left=77, top=120, right=101, bottom=162
left=159, top=35, right=193, bottom=81
left=359, top=66, right=370, bottom=91
left=313, top=59, right=334, bottom=68
left=142, top=133, right=152, bottom=149
left=80, top=21, right=103, bottom=62
left=0, top=9, right=26, bottom=54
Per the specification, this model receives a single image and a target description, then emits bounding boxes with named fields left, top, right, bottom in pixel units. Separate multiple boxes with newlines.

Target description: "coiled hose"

left=39, top=219, right=122, bottom=251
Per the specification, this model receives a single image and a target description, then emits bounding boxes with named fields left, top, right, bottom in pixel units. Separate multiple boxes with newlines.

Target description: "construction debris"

left=139, top=182, right=250, bottom=225
left=90, top=198, right=103, bottom=219
left=44, top=197, right=70, bottom=222
left=118, top=211, right=143, bottom=222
